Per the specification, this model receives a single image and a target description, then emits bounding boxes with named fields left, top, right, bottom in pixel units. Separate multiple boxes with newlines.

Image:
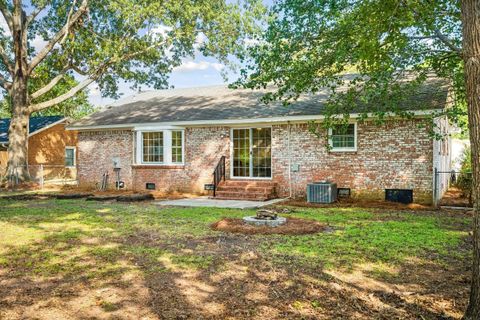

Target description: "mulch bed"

left=282, top=198, right=434, bottom=211
left=211, top=217, right=327, bottom=235
left=0, top=192, right=154, bottom=202
left=440, top=187, right=472, bottom=207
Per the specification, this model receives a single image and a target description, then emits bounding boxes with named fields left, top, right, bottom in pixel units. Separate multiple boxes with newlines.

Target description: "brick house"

left=0, top=116, right=78, bottom=180
left=69, top=80, right=452, bottom=204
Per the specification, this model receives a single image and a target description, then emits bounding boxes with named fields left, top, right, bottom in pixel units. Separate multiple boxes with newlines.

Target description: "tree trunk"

left=6, top=3, right=31, bottom=183
left=6, top=110, right=29, bottom=182
left=7, top=83, right=30, bottom=182
left=461, top=0, right=480, bottom=319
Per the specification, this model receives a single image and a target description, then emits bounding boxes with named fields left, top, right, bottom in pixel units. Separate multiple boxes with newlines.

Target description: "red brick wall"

left=132, top=127, right=230, bottom=193
left=77, top=120, right=434, bottom=203
left=78, top=130, right=134, bottom=188
left=77, top=127, right=230, bottom=192
left=272, top=119, right=433, bottom=203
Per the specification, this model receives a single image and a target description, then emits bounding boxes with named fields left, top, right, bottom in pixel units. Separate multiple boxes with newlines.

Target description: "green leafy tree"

left=0, top=73, right=96, bottom=119
left=236, top=0, right=480, bottom=318
left=0, top=0, right=264, bottom=179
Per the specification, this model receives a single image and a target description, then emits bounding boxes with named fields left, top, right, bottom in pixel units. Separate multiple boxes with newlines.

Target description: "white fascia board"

left=66, top=109, right=438, bottom=131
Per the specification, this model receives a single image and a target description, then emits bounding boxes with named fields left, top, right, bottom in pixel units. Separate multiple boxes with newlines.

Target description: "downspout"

left=288, top=121, right=292, bottom=198
left=132, top=130, right=136, bottom=191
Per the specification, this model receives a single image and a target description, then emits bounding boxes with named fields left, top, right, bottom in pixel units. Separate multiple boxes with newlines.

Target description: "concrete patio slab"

left=155, top=196, right=286, bottom=209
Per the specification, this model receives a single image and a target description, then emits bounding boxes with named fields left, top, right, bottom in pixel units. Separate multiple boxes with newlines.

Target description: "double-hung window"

left=138, top=130, right=184, bottom=165
left=142, top=132, right=164, bottom=163
left=65, top=147, right=76, bottom=167
left=171, top=131, right=183, bottom=163
left=328, top=123, right=357, bottom=152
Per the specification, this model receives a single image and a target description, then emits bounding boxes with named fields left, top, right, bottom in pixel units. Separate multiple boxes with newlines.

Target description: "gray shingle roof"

left=69, top=78, right=448, bottom=129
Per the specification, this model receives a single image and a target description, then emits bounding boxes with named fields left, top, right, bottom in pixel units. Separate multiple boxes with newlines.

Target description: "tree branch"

left=30, top=68, right=68, bottom=100
left=70, top=64, right=88, bottom=76
left=28, top=0, right=88, bottom=74
left=433, top=29, right=462, bottom=54
left=0, top=2, right=13, bottom=33
left=28, top=38, right=168, bottom=113
left=28, top=75, right=96, bottom=113
left=0, top=43, right=13, bottom=74
left=25, top=3, right=47, bottom=29
left=0, top=71, right=12, bottom=91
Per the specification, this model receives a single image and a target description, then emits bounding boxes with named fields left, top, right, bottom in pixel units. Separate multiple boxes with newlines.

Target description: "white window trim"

left=65, top=146, right=76, bottom=167
left=135, top=129, right=185, bottom=165
left=229, top=126, right=273, bottom=180
left=328, top=122, right=357, bottom=152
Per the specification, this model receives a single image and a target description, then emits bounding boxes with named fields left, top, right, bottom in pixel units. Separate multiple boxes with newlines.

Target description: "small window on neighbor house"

left=65, top=147, right=75, bottom=167
left=142, top=132, right=164, bottom=163
left=329, top=123, right=356, bottom=151
left=171, top=130, right=183, bottom=163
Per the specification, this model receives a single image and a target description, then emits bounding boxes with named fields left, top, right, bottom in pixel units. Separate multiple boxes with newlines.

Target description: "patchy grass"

left=0, top=198, right=472, bottom=319
left=266, top=207, right=468, bottom=269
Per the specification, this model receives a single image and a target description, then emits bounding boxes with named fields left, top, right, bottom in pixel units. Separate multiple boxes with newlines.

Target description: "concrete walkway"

left=156, top=196, right=286, bottom=209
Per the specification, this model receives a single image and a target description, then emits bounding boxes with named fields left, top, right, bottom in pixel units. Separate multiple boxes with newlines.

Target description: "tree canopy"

left=234, top=1, right=480, bottom=318
left=0, top=0, right=264, bottom=113
left=0, top=0, right=264, bottom=180
left=236, top=0, right=466, bottom=130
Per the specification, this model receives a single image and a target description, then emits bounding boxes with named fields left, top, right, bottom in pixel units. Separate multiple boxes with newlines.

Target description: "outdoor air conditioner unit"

left=307, top=182, right=338, bottom=204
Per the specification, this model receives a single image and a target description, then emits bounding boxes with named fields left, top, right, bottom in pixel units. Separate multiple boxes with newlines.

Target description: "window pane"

left=65, top=148, right=75, bottom=166
left=171, top=131, right=183, bottom=163
left=331, top=124, right=355, bottom=149
left=142, top=132, right=164, bottom=163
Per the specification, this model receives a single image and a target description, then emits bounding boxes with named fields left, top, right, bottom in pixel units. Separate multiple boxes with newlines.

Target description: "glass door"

left=232, top=128, right=271, bottom=178
left=232, top=129, right=250, bottom=177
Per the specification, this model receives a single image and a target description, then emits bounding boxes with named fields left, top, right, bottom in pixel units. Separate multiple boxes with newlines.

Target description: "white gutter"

left=66, top=110, right=439, bottom=131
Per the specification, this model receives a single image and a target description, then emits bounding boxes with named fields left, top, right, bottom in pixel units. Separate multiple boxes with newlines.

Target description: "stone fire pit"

left=243, top=209, right=287, bottom=227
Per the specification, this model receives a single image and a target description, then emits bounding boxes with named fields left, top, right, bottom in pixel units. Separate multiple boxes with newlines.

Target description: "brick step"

left=214, top=190, right=272, bottom=200
left=216, top=186, right=275, bottom=193
left=221, top=180, right=274, bottom=187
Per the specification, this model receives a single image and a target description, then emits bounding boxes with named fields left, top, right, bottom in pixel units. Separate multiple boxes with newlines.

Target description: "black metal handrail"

left=213, top=156, right=226, bottom=197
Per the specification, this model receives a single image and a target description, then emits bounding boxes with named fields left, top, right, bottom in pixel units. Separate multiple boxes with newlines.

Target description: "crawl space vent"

left=385, top=189, right=413, bottom=204
left=146, top=183, right=156, bottom=190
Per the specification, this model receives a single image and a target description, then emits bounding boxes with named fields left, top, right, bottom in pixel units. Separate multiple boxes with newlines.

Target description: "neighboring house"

left=0, top=116, right=78, bottom=181
left=69, top=78, right=452, bottom=204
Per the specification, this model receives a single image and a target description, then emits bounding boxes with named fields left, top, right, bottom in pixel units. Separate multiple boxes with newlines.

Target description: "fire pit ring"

left=243, top=216, right=287, bottom=227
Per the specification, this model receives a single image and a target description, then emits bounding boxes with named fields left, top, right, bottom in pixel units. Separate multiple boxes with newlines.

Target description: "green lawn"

left=0, top=198, right=472, bottom=319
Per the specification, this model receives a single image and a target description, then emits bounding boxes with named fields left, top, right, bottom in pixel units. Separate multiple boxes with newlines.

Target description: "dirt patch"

left=211, top=217, right=327, bottom=235
left=281, top=198, right=433, bottom=211
left=440, top=187, right=472, bottom=207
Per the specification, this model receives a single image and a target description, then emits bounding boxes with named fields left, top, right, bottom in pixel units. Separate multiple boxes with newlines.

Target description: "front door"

left=232, top=128, right=271, bottom=178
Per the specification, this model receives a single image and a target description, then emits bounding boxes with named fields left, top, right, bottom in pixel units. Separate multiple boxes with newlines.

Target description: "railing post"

left=222, top=156, right=226, bottom=181
left=213, top=171, right=216, bottom=197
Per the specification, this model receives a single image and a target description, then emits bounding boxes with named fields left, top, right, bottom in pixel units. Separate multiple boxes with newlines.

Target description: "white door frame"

left=230, top=127, right=272, bottom=180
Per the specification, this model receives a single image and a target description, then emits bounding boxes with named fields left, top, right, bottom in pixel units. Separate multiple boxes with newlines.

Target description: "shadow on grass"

left=0, top=199, right=472, bottom=319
